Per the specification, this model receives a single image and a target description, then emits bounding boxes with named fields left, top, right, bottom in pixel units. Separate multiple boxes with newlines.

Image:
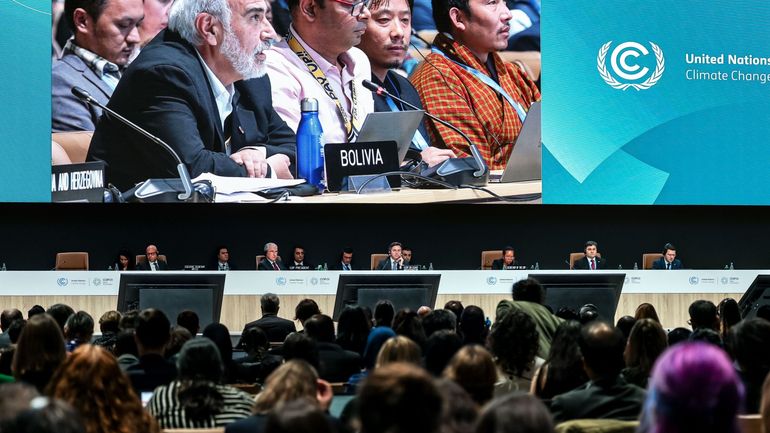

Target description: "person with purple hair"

left=639, top=342, right=744, bottom=433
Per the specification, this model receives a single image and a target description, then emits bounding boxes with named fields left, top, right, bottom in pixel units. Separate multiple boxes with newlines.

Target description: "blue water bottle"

left=296, top=98, right=325, bottom=190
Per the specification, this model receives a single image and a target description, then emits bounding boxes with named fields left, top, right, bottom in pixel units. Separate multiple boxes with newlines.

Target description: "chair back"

left=554, top=419, right=638, bottom=433
left=642, top=253, right=663, bottom=270
left=737, top=414, right=762, bottom=433
left=370, top=253, right=388, bottom=270
left=55, top=252, right=89, bottom=270
left=481, top=250, right=503, bottom=270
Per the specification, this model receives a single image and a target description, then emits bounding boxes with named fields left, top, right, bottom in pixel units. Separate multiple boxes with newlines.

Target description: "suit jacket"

left=491, top=258, right=520, bottom=270
left=316, top=342, right=362, bottom=383
left=371, top=70, right=431, bottom=152
left=88, top=29, right=296, bottom=191
left=241, top=314, right=296, bottom=343
left=573, top=256, right=607, bottom=270
left=376, top=258, right=409, bottom=271
left=258, top=258, right=286, bottom=271
left=52, top=53, right=113, bottom=132
left=126, top=353, right=177, bottom=393
left=651, top=258, right=682, bottom=270
left=135, top=260, right=168, bottom=271
left=550, top=375, right=646, bottom=423
left=330, top=262, right=356, bottom=271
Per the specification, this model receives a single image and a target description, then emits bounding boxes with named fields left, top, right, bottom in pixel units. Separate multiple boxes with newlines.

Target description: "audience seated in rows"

left=176, top=309, right=200, bottom=336
left=92, top=310, right=121, bottom=352
left=424, top=329, right=463, bottom=377
left=13, top=314, right=66, bottom=393
left=489, top=308, right=542, bottom=396
left=497, top=278, right=564, bottom=359
left=304, top=314, right=361, bottom=383
left=726, top=318, right=770, bottom=413
left=126, top=308, right=176, bottom=393
left=459, top=305, right=489, bottom=346
left=336, top=306, right=372, bottom=357
left=477, top=393, right=554, bottom=433
left=531, top=320, right=588, bottom=400
left=443, top=345, right=497, bottom=406
left=621, top=318, right=668, bottom=389
left=0, top=309, right=23, bottom=349
left=634, top=302, right=660, bottom=323
left=393, top=309, right=428, bottom=350
left=241, top=293, right=297, bottom=344
left=63, top=310, right=93, bottom=352
left=719, top=297, right=742, bottom=340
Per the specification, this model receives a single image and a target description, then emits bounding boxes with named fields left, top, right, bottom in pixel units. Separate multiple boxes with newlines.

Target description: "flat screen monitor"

left=738, top=275, right=770, bottom=319
left=527, top=273, right=625, bottom=321
left=117, top=273, right=226, bottom=328
left=332, top=274, right=441, bottom=320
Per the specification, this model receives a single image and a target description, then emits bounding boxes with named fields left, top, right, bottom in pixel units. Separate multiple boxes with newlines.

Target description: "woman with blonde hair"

left=375, top=336, right=422, bottom=368
left=46, top=344, right=159, bottom=433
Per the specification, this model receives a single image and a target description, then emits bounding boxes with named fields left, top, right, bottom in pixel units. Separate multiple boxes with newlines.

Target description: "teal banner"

left=542, top=1, right=770, bottom=204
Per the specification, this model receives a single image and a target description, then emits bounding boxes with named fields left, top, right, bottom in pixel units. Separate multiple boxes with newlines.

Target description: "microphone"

left=72, top=86, right=210, bottom=202
left=361, top=80, right=488, bottom=184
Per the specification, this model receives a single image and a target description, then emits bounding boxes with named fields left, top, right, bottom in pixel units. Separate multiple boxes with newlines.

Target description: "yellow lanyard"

left=287, top=33, right=361, bottom=142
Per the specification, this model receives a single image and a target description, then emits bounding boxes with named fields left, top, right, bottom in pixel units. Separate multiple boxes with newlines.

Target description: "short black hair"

left=176, top=310, right=200, bottom=335
left=27, top=305, right=45, bottom=319
left=431, top=0, right=470, bottom=34
left=579, top=321, right=625, bottom=378
left=422, top=309, right=456, bottom=337
left=584, top=240, right=598, bottom=250
left=502, top=246, right=515, bottom=255
left=295, top=299, right=320, bottom=324
left=1, top=309, right=22, bottom=332
left=689, top=300, right=718, bottom=331
left=388, top=241, right=402, bottom=251
left=283, top=332, right=320, bottom=370
left=45, top=304, right=75, bottom=332
left=374, top=300, right=395, bottom=328
left=64, top=0, right=110, bottom=35
left=663, top=243, right=676, bottom=254
left=64, top=311, right=94, bottom=342
left=135, top=308, right=171, bottom=349
left=511, top=278, right=545, bottom=304
left=303, top=314, right=335, bottom=343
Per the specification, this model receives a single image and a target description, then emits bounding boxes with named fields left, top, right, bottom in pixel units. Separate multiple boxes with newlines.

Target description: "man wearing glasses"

left=265, top=0, right=375, bottom=144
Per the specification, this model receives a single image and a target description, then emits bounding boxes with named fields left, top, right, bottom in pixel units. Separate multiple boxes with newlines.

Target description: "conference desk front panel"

left=0, top=270, right=756, bottom=330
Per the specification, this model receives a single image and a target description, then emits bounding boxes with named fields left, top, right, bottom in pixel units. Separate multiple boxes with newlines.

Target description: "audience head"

left=336, top=306, right=371, bottom=354
left=615, top=315, right=636, bottom=341
left=762, top=374, right=770, bottom=433
left=45, top=304, right=75, bottom=332
left=255, top=360, right=326, bottom=413
left=443, top=344, right=497, bottom=406
left=727, top=318, right=770, bottom=382
left=555, top=307, right=579, bottom=321
left=476, top=393, right=555, bottom=433
left=48, top=344, right=159, bottom=433
left=424, top=329, right=463, bottom=376
left=202, top=322, right=233, bottom=363
left=0, top=382, right=40, bottom=426
left=64, top=311, right=94, bottom=345
left=8, top=318, right=27, bottom=344
left=689, top=328, right=723, bottom=347
left=756, top=304, right=770, bottom=322
left=460, top=305, right=487, bottom=345
left=118, top=309, right=139, bottom=330
left=27, top=305, right=45, bottom=319
left=176, top=309, right=200, bottom=335
left=13, top=314, right=66, bottom=392
left=241, top=325, right=270, bottom=355
left=135, top=308, right=171, bottom=353
left=635, top=302, right=660, bottom=323
left=363, top=326, right=396, bottom=369
left=375, top=335, right=421, bottom=368
left=578, top=321, right=625, bottom=380
left=98, top=310, right=121, bottom=334
left=667, top=327, right=692, bottom=346
left=114, top=329, right=139, bottom=358
left=537, top=320, right=589, bottom=398
left=444, top=301, right=464, bottom=327
left=488, top=309, right=539, bottom=377
left=295, top=299, right=321, bottom=325
left=688, top=300, right=719, bottom=331
left=640, top=342, right=743, bottom=433
left=625, top=318, right=668, bottom=377
left=422, top=309, right=457, bottom=337
left=374, top=300, right=395, bottom=328
left=5, top=396, right=86, bottom=433
left=434, top=378, right=478, bottom=433
left=392, top=309, right=427, bottom=349
left=261, top=292, right=281, bottom=314
left=264, top=398, right=335, bottom=433
left=165, top=326, right=193, bottom=358
left=64, top=0, right=144, bottom=66
left=358, top=362, right=443, bottom=433
left=283, top=332, right=321, bottom=370
left=176, top=337, right=224, bottom=383
left=511, top=278, right=545, bottom=304
left=1, top=309, right=23, bottom=332
left=718, top=298, right=742, bottom=338
left=303, top=314, right=336, bottom=343
left=578, top=304, right=600, bottom=324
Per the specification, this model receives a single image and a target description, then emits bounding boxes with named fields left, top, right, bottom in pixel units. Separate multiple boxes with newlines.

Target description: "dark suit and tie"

left=491, top=258, right=520, bottom=270
left=241, top=314, right=296, bottom=343
left=332, top=262, right=355, bottom=271
left=652, top=258, right=683, bottom=270
left=573, top=256, right=607, bottom=270
left=135, top=260, right=168, bottom=271
left=376, top=258, right=409, bottom=271
left=258, top=258, right=286, bottom=271
left=88, top=29, right=296, bottom=191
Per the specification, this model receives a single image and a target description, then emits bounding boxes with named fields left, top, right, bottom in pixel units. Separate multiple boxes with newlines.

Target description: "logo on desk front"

left=598, top=41, right=665, bottom=90
left=92, top=278, right=102, bottom=286
left=310, top=277, right=319, bottom=286
left=56, top=277, right=69, bottom=287
left=486, top=276, right=497, bottom=285
left=721, top=277, right=729, bottom=285
left=689, top=276, right=699, bottom=285
left=275, top=277, right=287, bottom=286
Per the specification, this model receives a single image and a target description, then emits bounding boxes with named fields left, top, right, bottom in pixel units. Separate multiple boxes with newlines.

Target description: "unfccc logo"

left=597, top=41, right=665, bottom=90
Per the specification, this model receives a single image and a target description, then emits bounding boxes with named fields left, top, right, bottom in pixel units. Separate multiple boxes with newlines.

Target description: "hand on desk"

left=230, top=149, right=294, bottom=179
left=266, top=154, right=294, bottom=179
left=421, top=147, right=456, bottom=167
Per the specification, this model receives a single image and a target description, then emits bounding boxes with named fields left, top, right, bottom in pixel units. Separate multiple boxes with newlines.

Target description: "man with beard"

left=356, top=0, right=455, bottom=167
left=265, top=0, right=375, bottom=144
left=410, top=0, right=540, bottom=169
left=88, top=0, right=296, bottom=190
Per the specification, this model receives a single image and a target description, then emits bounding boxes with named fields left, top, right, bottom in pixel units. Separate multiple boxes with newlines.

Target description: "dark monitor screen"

left=738, top=275, right=770, bottom=319
left=117, top=273, right=226, bottom=328
left=528, top=273, right=626, bottom=321
left=332, top=274, right=441, bottom=320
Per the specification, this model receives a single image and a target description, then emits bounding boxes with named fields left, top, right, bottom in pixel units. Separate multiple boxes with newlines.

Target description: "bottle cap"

left=301, top=98, right=319, bottom=112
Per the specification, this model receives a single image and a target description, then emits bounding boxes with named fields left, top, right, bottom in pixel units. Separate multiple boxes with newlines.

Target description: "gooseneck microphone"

left=72, top=86, right=208, bottom=202
left=361, top=80, right=488, bottom=182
